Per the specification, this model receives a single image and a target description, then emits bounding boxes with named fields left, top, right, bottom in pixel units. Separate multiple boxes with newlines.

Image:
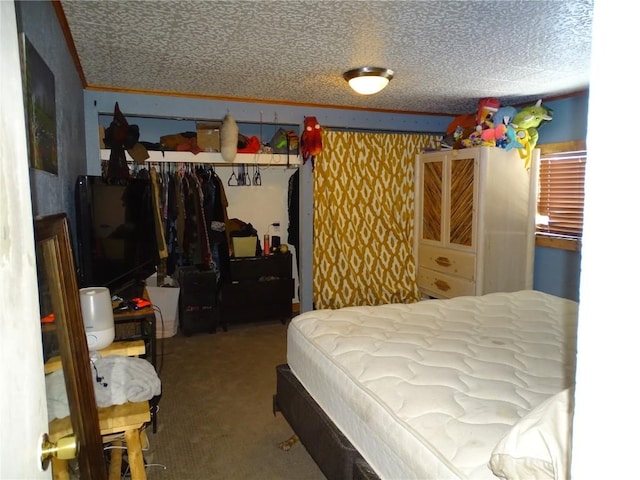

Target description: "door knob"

left=40, top=432, right=77, bottom=470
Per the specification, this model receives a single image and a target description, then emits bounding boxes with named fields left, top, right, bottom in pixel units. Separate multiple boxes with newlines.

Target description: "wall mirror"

left=35, top=213, right=107, bottom=479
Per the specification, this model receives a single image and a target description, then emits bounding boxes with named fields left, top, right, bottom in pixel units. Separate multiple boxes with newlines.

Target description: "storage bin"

left=176, top=266, right=221, bottom=335
left=177, top=267, right=218, bottom=306
left=179, top=305, right=220, bottom=336
left=232, top=236, right=258, bottom=257
left=145, top=274, right=180, bottom=338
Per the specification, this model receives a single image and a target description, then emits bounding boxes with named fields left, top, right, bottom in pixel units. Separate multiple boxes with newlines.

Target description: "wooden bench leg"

left=124, top=429, right=146, bottom=480
left=108, top=439, right=123, bottom=480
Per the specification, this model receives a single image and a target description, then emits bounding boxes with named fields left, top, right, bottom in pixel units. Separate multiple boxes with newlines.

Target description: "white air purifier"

left=79, top=287, right=115, bottom=351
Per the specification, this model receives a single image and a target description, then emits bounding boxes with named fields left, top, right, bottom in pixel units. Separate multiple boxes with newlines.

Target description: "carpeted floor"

left=142, top=320, right=325, bottom=480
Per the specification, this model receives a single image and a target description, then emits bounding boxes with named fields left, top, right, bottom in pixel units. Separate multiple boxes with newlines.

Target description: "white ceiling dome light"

left=343, top=67, right=394, bottom=95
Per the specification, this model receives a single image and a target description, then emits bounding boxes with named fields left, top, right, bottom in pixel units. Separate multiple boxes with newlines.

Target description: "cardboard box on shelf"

left=196, top=122, right=222, bottom=152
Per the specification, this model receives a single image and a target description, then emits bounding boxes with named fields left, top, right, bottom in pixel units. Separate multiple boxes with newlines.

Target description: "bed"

left=274, top=290, right=578, bottom=480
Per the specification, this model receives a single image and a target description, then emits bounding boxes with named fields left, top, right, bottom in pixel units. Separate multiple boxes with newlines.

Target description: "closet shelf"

left=100, top=149, right=300, bottom=166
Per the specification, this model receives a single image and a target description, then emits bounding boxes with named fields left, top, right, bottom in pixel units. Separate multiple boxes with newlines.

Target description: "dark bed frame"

left=273, top=364, right=381, bottom=480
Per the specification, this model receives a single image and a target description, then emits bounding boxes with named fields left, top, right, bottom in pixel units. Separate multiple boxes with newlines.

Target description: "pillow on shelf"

left=489, top=388, right=574, bottom=480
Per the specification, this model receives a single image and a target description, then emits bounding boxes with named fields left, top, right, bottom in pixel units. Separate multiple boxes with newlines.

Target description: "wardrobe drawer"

left=418, top=245, right=475, bottom=280
left=417, top=267, right=475, bottom=299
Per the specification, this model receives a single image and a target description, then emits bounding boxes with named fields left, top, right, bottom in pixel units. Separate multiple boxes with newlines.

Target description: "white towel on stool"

left=46, top=356, right=161, bottom=421
left=46, top=369, right=72, bottom=421
left=92, top=356, right=161, bottom=406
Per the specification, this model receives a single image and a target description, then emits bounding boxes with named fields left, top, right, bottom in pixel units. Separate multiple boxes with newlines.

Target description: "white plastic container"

left=145, top=274, right=180, bottom=338
left=79, top=287, right=115, bottom=351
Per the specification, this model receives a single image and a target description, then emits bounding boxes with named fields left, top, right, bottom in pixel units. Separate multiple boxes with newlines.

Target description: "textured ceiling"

left=59, top=0, right=593, bottom=115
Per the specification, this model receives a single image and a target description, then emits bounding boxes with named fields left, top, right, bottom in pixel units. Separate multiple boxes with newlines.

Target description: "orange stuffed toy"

left=445, top=98, right=501, bottom=149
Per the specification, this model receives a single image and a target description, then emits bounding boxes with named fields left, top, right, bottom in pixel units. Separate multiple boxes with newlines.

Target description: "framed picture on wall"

left=20, top=33, right=58, bottom=175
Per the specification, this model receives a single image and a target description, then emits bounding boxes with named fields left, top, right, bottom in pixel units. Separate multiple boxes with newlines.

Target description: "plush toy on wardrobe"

left=444, top=97, right=500, bottom=149
left=511, top=99, right=553, bottom=148
left=511, top=99, right=553, bottom=168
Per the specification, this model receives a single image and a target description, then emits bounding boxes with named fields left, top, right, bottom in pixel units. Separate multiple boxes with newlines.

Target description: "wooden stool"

left=49, top=401, right=151, bottom=480
left=44, top=340, right=147, bottom=375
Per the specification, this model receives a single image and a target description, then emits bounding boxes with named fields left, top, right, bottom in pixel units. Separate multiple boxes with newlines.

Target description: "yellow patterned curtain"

left=313, top=130, right=440, bottom=309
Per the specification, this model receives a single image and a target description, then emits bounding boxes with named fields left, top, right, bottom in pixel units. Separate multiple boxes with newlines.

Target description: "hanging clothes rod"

left=99, top=148, right=301, bottom=166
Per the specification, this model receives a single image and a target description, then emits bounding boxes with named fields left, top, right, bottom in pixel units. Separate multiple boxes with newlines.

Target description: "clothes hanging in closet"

left=153, top=166, right=230, bottom=279
left=207, top=171, right=231, bottom=280
left=288, top=169, right=299, bottom=268
left=150, top=168, right=169, bottom=259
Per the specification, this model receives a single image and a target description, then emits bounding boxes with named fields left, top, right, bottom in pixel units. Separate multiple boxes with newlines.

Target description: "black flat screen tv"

left=75, top=174, right=159, bottom=297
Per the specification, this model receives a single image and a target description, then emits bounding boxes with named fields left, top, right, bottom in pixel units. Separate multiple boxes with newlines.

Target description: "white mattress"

left=286, top=290, right=578, bottom=480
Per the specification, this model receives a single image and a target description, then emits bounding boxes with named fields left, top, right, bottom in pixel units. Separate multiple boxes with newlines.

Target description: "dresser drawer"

left=417, top=267, right=475, bottom=299
left=229, top=252, right=292, bottom=281
left=221, top=278, right=293, bottom=323
left=418, top=245, right=475, bottom=280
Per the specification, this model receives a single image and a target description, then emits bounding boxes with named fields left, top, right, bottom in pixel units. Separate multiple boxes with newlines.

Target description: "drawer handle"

left=434, top=279, right=451, bottom=291
left=435, top=256, right=451, bottom=267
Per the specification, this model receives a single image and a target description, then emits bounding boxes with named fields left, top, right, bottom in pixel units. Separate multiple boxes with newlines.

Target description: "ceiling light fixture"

left=343, top=67, right=394, bottom=95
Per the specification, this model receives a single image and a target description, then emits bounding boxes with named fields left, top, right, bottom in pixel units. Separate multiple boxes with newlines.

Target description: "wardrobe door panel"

left=449, top=156, right=475, bottom=247
left=422, top=160, right=443, bottom=242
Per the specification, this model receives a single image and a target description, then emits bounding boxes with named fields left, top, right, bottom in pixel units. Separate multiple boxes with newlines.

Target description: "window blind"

left=537, top=151, right=587, bottom=238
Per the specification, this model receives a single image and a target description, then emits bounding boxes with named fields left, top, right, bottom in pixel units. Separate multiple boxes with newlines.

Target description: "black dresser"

left=221, top=252, right=294, bottom=325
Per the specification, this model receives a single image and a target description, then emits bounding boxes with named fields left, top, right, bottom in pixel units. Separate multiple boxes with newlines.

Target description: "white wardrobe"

left=414, top=146, right=539, bottom=299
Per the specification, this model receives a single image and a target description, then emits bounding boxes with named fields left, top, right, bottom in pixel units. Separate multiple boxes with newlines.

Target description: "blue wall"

left=537, top=94, right=589, bottom=145
left=533, top=94, right=588, bottom=301
left=17, top=1, right=86, bottom=222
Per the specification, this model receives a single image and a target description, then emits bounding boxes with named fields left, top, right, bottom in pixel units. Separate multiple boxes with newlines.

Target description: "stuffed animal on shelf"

left=480, top=123, right=507, bottom=147
left=503, top=124, right=523, bottom=151
left=445, top=112, right=476, bottom=139
left=492, top=106, right=518, bottom=129
left=300, top=116, right=323, bottom=166
left=514, top=127, right=536, bottom=168
left=489, top=105, right=522, bottom=151
left=460, top=126, right=484, bottom=148
left=445, top=97, right=500, bottom=149
left=476, top=97, right=500, bottom=125
left=511, top=99, right=553, bottom=168
left=512, top=99, right=553, bottom=147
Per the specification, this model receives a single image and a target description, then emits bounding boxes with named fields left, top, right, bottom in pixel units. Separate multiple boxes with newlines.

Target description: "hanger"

left=253, top=164, right=262, bottom=186
left=242, top=164, right=251, bottom=186
left=228, top=167, right=239, bottom=186
left=234, top=164, right=250, bottom=186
